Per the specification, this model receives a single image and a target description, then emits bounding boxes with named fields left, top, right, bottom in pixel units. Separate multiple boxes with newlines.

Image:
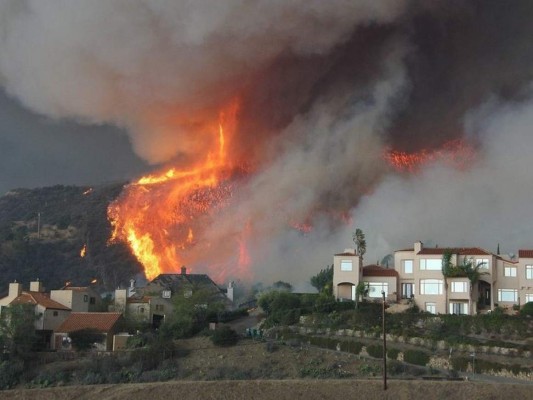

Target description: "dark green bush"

left=520, top=302, right=533, bottom=317
left=0, top=360, right=24, bottom=390
left=339, top=340, right=363, bottom=355
left=211, top=326, right=239, bottom=347
left=366, top=344, right=383, bottom=359
left=387, top=347, right=400, bottom=360
left=403, top=349, right=430, bottom=366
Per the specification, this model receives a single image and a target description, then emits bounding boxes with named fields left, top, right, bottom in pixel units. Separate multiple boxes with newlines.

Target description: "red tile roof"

left=56, top=312, right=122, bottom=333
left=518, top=250, right=533, bottom=258
left=10, top=292, right=70, bottom=310
left=417, top=247, right=491, bottom=256
left=363, top=265, right=398, bottom=277
left=334, top=252, right=357, bottom=256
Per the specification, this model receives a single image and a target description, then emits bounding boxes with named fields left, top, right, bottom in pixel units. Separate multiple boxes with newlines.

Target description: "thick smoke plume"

left=2, top=1, right=533, bottom=283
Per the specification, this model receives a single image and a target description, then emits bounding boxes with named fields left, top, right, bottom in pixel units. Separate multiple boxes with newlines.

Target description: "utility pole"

left=382, top=290, right=387, bottom=391
left=37, top=212, right=41, bottom=238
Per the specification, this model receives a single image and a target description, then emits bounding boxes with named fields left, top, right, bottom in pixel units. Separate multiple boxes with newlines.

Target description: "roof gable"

left=11, top=292, right=70, bottom=310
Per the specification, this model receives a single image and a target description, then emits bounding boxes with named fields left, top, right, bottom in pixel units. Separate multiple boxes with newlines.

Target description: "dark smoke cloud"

left=1, top=1, right=533, bottom=282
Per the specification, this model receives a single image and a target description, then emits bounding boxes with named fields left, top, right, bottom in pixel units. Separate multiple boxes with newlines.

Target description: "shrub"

left=339, top=340, right=363, bottom=355
left=0, top=360, right=24, bottom=390
left=68, top=329, right=105, bottom=351
left=387, top=347, right=400, bottom=360
left=403, top=349, right=430, bottom=366
left=211, top=326, right=239, bottom=347
left=520, top=302, right=533, bottom=317
left=366, top=344, right=384, bottom=359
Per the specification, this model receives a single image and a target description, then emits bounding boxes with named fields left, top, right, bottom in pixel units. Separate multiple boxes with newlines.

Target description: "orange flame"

left=108, top=100, right=244, bottom=281
left=80, top=244, right=87, bottom=258
left=83, top=188, right=93, bottom=195
left=385, top=139, right=476, bottom=172
left=90, top=278, right=98, bottom=284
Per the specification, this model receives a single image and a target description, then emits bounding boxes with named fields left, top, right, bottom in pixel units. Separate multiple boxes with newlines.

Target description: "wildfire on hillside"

left=80, top=244, right=87, bottom=258
left=107, top=101, right=251, bottom=282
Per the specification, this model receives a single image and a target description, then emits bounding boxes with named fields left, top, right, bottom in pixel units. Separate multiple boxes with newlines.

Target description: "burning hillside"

left=3, top=2, right=533, bottom=282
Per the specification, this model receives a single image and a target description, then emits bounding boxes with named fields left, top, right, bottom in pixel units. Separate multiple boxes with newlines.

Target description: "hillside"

left=0, top=184, right=141, bottom=293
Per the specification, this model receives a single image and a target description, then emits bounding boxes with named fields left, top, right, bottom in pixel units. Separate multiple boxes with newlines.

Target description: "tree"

left=310, top=265, right=333, bottom=295
left=0, top=304, right=39, bottom=360
left=69, top=328, right=105, bottom=351
left=352, top=229, right=366, bottom=259
left=272, top=281, right=293, bottom=292
left=160, top=285, right=226, bottom=339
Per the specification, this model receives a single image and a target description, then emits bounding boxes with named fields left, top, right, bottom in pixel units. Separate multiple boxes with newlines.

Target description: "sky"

left=1, top=1, right=533, bottom=283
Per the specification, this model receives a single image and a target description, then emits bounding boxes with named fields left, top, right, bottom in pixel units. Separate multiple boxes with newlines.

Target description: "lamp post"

left=382, top=290, right=387, bottom=391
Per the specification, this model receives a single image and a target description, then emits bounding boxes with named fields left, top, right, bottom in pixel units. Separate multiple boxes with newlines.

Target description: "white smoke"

left=0, top=0, right=406, bottom=163
left=353, top=95, right=533, bottom=263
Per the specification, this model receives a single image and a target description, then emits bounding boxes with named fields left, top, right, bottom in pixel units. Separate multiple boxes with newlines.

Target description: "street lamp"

left=382, top=290, right=387, bottom=391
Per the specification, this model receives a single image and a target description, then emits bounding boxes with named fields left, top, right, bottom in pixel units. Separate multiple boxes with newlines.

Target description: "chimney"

left=181, top=266, right=187, bottom=275
left=414, top=241, right=423, bottom=254
left=9, top=281, right=22, bottom=298
left=343, top=248, right=356, bottom=255
left=226, top=281, right=234, bottom=302
left=30, top=279, right=43, bottom=292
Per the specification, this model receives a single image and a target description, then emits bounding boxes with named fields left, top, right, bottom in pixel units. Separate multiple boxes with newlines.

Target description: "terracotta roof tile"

left=518, top=250, right=533, bottom=258
left=363, top=265, right=398, bottom=277
left=334, top=252, right=358, bottom=256
left=417, top=247, right=491, bottom=256
left=56, top=312, right=122, bottom=333
left=10, top=292, right=70, bottom=310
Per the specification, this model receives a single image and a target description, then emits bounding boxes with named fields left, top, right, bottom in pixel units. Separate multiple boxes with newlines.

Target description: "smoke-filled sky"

left=2, top=1, right=533, bottom=283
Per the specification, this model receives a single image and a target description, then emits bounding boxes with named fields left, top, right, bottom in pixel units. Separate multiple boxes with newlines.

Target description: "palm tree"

left=352, top=229, right=366, bottom=259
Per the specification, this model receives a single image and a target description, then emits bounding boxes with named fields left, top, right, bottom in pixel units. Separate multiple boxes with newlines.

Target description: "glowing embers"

left=385, top=139, right=476, bottom=172
left=108, top=101, right=244, bottom=281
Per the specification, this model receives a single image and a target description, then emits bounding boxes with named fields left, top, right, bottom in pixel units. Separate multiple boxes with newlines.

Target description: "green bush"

left=366, top=344, right=383, bottom=359
left=387, top=347, right=400, bottom=360
left=211, top=326, right=239, bottom=347
left=520, top=302, right=533, bottom=317
left=339, top=340, right=363, bottom=355
left=0, top=360, right=24, bottom=390
left=403, top=349, right=430, bottom=366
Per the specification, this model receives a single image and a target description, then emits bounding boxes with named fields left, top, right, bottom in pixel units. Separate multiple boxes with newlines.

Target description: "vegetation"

left=68, top=329, right=106, bottom=351
left=352, top=228, right=366, bottom=258
left=0, top=184, right=141, bottom=291
left=210, top=326, right=239, bottom=347
left=310, top=265, right=333, bottom=295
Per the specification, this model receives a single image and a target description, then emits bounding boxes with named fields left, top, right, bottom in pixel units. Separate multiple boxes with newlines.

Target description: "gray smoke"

left=2, top=1, right=533, bottom=283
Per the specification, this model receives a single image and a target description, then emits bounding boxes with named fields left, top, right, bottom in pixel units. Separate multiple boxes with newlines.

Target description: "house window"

left=366, top=282, right=388, bottom=298
left=425, top=303, right=436, bottom=314
left=498, top=289, right=517, bottom=302
left=451, top=282, right=468, bottom=293
left=340, top=260, right=353, bottom=271
left=53, top=311, right=58, bottom=317
left=89, top=297, right=96, bottom=304
left=449, top=302, right=468, bottom=315
left=139, top=307, right=145, bottom=313
left=526, top=265, right=533, bottom=280
left=155, top=304, right=164, bottom=311
left=83, top=295, right=88, bottom=302
left=420, top=259, right=442, bottom=271
left=162, top=290, right=172, bottom=299
left=504, top=266, right=517, bottom=277
left=476, top=259, right=489, bottom=269
left=525, top=294, right=533, bottom=303
left=403, top=260, right=413, bottom=274
left=420, top=279, right=443, bottom=295
left=401, top=283, right=414, bottom=299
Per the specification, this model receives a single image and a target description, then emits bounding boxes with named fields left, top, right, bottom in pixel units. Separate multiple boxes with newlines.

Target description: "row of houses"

left=0, top=267, right=233, bottom=351
left=334, top=241, right=533, bottom=314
